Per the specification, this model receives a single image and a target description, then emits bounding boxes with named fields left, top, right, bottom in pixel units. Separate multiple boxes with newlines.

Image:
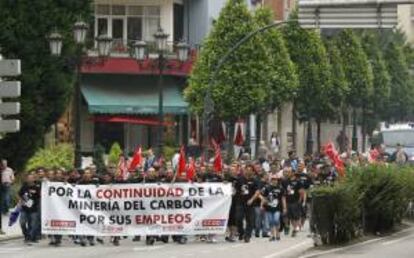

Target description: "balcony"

left=81, top=39, right=198, bottom=77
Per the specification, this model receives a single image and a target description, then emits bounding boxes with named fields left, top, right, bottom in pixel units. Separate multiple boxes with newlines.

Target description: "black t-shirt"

left=261, top=184, right=285, bottom=212
left=284, top=178, right=304, bottom=203
left=19, top=183, right=41, bottom=213
left=298, top=173, right=312, bottom=190
left=235, top=176, right=258, bottom=204
left=203, top=172, right=222, bottom=183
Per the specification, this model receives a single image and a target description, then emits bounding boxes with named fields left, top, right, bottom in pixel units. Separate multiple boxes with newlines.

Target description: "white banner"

left=41, top=182, right=232, bottom=236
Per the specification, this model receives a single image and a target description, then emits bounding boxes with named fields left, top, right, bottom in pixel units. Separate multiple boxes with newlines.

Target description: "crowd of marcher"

left=0, top=140, right=407, bottom=247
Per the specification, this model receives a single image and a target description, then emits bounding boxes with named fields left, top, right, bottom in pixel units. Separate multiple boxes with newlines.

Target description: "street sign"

left=298, top=0, right=414, bottom=29
left=0, top=102, right=20, bottom=115
left=0, top=59, right=21, bottom=76
left=0, top=120, right=20, bottom=132
left=0, top=81, right=21, bottom=97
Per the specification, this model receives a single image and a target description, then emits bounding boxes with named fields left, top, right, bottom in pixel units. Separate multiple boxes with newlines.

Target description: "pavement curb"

left=0, top=235, right=23, bottom=243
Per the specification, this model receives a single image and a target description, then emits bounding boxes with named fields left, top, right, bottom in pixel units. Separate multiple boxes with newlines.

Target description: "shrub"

left=25, top=143, right=74, bottom=171
left=93, top=144, right=106, bottom=174
left=311, top=165, right=414, bottom=245
left=108, top=142, right=122, bottom=166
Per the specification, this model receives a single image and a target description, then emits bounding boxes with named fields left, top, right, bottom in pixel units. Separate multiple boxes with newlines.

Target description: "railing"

left=88, top=39, right=200, bottom=58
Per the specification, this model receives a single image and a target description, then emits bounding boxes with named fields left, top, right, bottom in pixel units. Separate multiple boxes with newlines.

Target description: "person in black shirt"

left=225, top=164, right=239, bottom=242
left=254, top=173, right=270, bottom=238
left=261, top=175, right=286, bottom=241
left=283, top=170, right=306, bottom=237
left=18, top=174, right=41, bottom=244
left=296, top=162, right=311, bottom=228
left=234, top=168, right=260, bottom=243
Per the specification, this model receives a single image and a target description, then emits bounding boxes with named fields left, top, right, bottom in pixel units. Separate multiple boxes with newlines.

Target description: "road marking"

left=133, top=246, right=164, bottom=252
left=382, top=234, right=414, bottom=246
left=262, top=239, right=313, bottom=258
left=230, top=244, right=243, bottom=248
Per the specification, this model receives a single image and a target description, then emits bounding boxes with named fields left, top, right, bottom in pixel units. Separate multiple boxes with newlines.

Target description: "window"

left=97, top=18, right=108, bottom=36
left=94, top=4, right=161, bottom=48
left=127, top=17, right=142, bottom=40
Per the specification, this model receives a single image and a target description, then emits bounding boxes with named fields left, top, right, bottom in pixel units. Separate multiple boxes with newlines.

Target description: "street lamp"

left=96, top=35, right=113, bottom=57
left=48, top=31, right=63, bottom=56
left=130, top=27, right=189, bottom=157
left=73, top=20, right=88, bottom=44
left=48, top=20, right=112, bottom=168
left=176, top=40, right=190, bottom=62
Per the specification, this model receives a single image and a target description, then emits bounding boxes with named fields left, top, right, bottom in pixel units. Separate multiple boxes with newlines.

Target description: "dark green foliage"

left=0, top=0, right=92, bottom=171
left=336, top=29, right=374, bottom=109
left=382, top=41, right=413, bottom=121
left=312, top=165, right=414, bottom=245
left=282, top=13, right=332, bottom=122
left=253, top=7, right=298, bottom=111
left=186, top=0, right=271, bottom=120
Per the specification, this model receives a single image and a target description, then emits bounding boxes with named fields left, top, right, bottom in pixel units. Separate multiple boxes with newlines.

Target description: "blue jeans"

left=1, top=184, right=11, bottom=213
left=20, top=210, right=39, bottom=241
left=267, top=211, right=281, bottom=228
left=254, top=207, right=269, bottom=235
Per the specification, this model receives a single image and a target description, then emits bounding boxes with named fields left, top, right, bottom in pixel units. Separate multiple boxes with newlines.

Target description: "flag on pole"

left=117, top=154, right=129, bottom=180
left=128, top=147, right=142, bottom=172
left=178, top=146, right=186, bottom=177
left=212, top=139, right=222, bottom=173
left=186, top=157, right=196, bottom=181
left=324, top=142, right=345, bottom=177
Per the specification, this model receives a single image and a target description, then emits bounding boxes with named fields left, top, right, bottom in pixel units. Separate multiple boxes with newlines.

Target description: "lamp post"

left=48, top=20, right=112, bottom=168
left=131, top=28, right=189, bottom=157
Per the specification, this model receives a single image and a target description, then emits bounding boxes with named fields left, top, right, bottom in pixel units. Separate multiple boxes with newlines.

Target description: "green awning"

left=81, top=74, right=188, bottom=115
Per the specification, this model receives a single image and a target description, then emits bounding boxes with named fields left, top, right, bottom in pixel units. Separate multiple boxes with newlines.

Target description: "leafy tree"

left=382, top=37, right=413, bottom=122
left=253, top=7, right=298, bottom=112
left=323, top=38, right=349, bottom=151
left=335, top=29, right=374, bottom=151
left=0, top=0, right=92, bottom=171
left=360, top=31, right=390, bottom=145
left=253, top=7, right=298, bottom=146
left=186, top=0, right=271, bottom=159
left=282, top=14, right=332, bottom=153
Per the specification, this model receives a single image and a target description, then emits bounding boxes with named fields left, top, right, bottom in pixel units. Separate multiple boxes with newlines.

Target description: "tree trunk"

left=317, top=119, right=321, bottom=153
left=306, top=119, right=313, bottom=155
left=255, top=113, right=262, bottom=156
left=292, top=102, right=297, bottom=151
left=226, top=120, right=235, bottom=163
left=341, top=108, right=347, bottom=153
left=362, top=106, right=367, bottom=152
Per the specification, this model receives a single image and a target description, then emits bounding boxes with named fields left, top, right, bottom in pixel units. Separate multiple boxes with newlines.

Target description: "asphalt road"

left=0, top=231, right=313, bottom=258
left=300, top=226, right=414, bottom=258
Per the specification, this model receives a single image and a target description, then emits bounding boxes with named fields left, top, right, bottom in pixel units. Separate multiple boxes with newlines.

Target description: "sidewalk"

left=0, top=213, right=22, bottom=242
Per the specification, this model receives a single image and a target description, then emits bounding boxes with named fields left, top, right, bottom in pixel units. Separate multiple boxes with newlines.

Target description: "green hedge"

left=25, top=143, right=74, bottom=171
left=311, top=165, right=414, bottom=245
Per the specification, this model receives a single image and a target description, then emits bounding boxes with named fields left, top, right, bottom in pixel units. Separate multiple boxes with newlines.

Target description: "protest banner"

left=41, top=181, right=232, bottom=236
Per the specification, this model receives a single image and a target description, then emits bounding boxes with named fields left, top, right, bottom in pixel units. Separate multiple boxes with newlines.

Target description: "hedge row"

left=311, top=165, right=414, bottom=245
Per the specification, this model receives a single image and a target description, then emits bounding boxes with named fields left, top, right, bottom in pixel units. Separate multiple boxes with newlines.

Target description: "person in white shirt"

left=1, top=159, right=15, bottom=214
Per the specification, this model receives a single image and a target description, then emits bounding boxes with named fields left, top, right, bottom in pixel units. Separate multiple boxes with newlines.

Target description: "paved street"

left=0, top=230, right=312, bottom=258
left=301, top=226, right=414, bottom=258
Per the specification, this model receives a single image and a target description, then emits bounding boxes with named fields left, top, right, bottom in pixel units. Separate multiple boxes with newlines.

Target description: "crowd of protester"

left=4, top=141, right=405, bottom=247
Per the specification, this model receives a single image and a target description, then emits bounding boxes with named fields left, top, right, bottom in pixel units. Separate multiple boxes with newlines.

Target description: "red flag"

left=178, top=146, right=186, bottom=176
left=186, top=158, right=196, bottom=181
left=128, top=147, right=142, bottom=172
left=234, top=123, right=244, bottom=146
left=117, top=155, right=129, bottom=180
left=212, top=139, right=222, bottom=173
left=324, top=142, right=345, bottom=177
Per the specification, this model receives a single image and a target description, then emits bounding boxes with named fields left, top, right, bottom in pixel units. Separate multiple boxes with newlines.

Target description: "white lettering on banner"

left=41, top=182, right=232, bottom=236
